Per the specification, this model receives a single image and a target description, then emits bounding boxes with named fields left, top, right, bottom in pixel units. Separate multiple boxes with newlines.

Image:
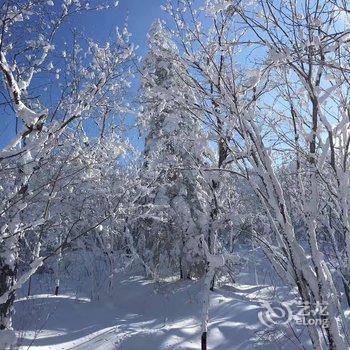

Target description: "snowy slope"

left=14, top=275, right=311, bottom=350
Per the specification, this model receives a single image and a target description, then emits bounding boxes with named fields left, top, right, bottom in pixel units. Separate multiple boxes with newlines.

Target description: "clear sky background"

left=0, top=0, right=166, bottom=149
left=73, top=0, right=168, bottom=149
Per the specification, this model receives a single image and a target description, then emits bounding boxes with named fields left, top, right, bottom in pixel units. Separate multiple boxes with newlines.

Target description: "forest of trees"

left=2, top=0, right=350, bottom=349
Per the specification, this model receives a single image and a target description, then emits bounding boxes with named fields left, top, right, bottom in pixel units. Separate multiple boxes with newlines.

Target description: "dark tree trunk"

left=179, top=256, right=183, bottom=279
left=201, top=331, right=207, bottom=350
left=210, top=273, right=215, bottom=291
left=27, top=275, right=32, bottom=297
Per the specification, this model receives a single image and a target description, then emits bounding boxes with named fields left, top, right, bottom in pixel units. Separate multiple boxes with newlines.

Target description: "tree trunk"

left=201, top=331, right=207, bottom=350
left=0, top=270, right=16, bottom=331
left=201, top=267, right=215, bottom=350
left=27, top=275, right=32, bottom=297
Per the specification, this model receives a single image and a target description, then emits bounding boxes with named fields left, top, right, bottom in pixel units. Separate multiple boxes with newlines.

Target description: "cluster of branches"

left=135, top=0, right=350, bottom=349
left=0, top=1, right=141, bottom=347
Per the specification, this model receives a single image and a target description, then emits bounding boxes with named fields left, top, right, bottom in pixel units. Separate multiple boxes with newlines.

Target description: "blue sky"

left=74, top=0, right=166, bottom=55
left=73, top=0, right=167, bottom=149
left=0, top=0, right=166, bottom=149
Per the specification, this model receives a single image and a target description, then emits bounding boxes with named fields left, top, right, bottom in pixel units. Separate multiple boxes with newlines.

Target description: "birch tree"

left=0, top=0, right=134, bottom=344
left=159, top=0, right=350, bottom=347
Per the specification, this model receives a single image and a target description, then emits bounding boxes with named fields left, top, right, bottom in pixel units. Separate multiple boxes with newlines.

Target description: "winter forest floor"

left=14, top=270, right=315, bottom=350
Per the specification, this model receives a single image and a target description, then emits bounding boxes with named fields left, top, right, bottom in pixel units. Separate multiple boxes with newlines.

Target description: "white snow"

left=14, top=273, right=312, bottom=350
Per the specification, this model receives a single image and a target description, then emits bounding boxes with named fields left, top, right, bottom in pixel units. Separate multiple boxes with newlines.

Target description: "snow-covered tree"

left=158, top=0, right=350, bottom=347
left=0, top=0, right=134, bottom=344
left=137, top=19, right=210, bottom=279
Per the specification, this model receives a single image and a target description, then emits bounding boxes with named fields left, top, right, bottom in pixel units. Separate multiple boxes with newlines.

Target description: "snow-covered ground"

left=14, top=273, right=312, bottom=350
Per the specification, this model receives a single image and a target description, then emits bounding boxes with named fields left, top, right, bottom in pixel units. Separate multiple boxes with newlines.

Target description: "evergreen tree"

left=137, top=20, right=209, bottom=278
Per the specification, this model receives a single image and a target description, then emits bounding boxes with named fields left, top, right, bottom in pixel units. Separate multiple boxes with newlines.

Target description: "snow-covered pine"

left=136, top=19, right=210, bottom=280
